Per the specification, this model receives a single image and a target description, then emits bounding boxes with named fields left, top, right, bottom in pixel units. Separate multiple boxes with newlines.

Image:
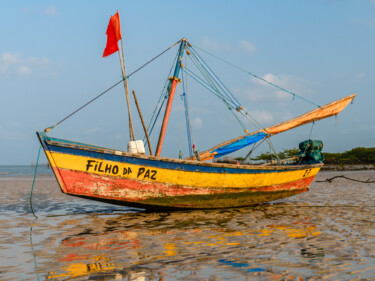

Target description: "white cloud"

left=240, top=73, right=314, bottom=103
left=17, top=65, right=32, bottom=77
left=199, top=37, right=232, bottom=52
left=0, top=53, right=50, bottom=79
left=192, top=117, right=203, bottom=128
left=243, top=108, right=295, bottom=129
left=239, top=40, right=257, bottom=53
left=247, top=109, right=274, bottom=124
left=44, top=6, right=58, bottom=16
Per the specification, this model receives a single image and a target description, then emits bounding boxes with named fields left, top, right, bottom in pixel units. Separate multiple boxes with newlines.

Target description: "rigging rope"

left=144, top=49, right=180, bottom=144
left=181, top=69, right=194, bottom=157
left=244, top=138, right=266, bottom=161
left=183, top=68, right=235, bottom=108
left=185, top=43, right=310, bottom=160
left=184, top=46, right=266, bottom=134
left=191, top=44, right=321, bottom=108
left=30, top=145, right=41, bottom=219
left=186, top=51, right=239, bottom=109
left=45, top=40, right=182, bottom=132
left=188, top=46, right=242, bottom=107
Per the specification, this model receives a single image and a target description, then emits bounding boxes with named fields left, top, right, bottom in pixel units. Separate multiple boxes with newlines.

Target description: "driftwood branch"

left=316, top=175, right=375, bottom=183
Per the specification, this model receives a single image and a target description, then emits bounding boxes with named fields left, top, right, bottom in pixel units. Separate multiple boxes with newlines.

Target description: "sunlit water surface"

left=0, top=170, right=374, bottom=280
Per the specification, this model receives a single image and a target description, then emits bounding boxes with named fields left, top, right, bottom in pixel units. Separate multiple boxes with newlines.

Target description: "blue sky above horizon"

left=1, top=0, right=374, bottom=165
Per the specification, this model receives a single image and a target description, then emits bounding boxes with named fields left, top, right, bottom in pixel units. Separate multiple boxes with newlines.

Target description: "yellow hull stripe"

left=46, top=151, right=320, bottom=189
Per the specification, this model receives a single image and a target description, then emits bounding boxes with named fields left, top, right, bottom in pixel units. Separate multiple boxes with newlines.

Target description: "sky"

left=1, top=0, right=374, bottom=165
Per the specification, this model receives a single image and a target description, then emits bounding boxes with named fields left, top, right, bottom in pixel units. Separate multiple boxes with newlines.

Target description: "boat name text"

left=85, top=160, right=157, bottom=180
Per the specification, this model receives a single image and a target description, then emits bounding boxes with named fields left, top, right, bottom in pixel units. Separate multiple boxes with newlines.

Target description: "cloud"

left=199, top=37, right=232, bottom=52
left=17, top=66, right=32, bottom=77
left=239, top=73, right=314, bottom=103
left=239, top=40, right=257, bottom=53
left=192, top=117, right=203, bottom=128
left=44, top=6, right=58, bottom=16
left=247, top=109, right=274, bottom=124
left=243, top=109, right=295, bottom=129
left=0, top=53, right=50, bottom=79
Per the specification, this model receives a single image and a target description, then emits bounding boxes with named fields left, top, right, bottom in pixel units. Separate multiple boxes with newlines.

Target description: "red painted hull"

left=55, top=167, right=315, bottom=209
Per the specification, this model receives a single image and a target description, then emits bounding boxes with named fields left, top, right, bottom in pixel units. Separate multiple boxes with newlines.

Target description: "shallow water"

left=0, top=171, right=375, bottom=280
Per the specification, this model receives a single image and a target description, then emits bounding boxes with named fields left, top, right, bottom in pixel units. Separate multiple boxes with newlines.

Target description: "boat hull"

left=37, top=132, right=322, bottom=209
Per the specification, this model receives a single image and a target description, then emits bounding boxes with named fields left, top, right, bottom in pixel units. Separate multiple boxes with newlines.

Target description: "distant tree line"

left=246, top=147, right=375, bottom=164
left=323, top=147, right=375, bottom=164
left=246, top=148, right=300, bottom=162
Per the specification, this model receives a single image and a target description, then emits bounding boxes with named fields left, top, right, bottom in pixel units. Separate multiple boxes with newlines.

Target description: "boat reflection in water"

left=44, top=206, right=321, bottom=280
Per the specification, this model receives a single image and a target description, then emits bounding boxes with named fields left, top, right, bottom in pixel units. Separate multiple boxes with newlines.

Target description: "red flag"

left=103, top=11, right=122, bottom=57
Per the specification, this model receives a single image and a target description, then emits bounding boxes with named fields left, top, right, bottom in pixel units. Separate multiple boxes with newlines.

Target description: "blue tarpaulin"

left=210, top=132, right=267, bottom=158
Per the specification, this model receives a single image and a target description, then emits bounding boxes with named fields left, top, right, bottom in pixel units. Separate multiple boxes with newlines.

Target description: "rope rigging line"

left=44, top=40, right=182, bottom=132
left=183, top=52, right=263, bottom=134
left=181, top=69, right=194, bottom=158
left=182, top=66, right=249, bottom=133
left=186, top=48, right=240, bottom=109
left=238, top=110, right=264, bottom=132
left=191, top=43, right=321, bottom=108
left=185, top=43, right=309, bottom=160
left=147, top=96, right=167, bottom=140
left=188, top=46, right=242, bottom=107
left=30, top=145, right=41, bottom=219
left=185, top=46, right=267, bottom=134
left=182, top=67, right=236, bottom=109
left=244, top=137, right=266, bottom=161
left=144, top=49, right=180, bottom=145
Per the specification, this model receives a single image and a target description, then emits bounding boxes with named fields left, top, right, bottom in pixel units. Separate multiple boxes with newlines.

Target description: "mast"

left=155, top=39, right=186, bottom=157
left=118, top=37, right=135, bottom=141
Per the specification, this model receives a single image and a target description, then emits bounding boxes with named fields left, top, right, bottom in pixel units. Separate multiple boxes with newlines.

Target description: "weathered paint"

left=45, top=150, right=319, bottom=189
left=37, top=132, right=322, bottom=209
left=54, top=166, right=315, bottom=208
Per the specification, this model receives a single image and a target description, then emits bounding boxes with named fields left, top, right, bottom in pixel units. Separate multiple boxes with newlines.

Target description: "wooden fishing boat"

left=36, top=12, right=355, bottom=210
left=37, top=131, right=323, bottom=209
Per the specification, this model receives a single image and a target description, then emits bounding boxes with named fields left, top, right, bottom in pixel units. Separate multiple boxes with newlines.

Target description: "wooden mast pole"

left=132, top=90, right=153, bottom=155
left=118, top=38, right=135, bottom=141
left=155, top=39, right=186, bottom=157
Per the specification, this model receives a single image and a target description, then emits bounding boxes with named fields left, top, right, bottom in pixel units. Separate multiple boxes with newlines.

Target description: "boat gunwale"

left=38, top=131, right=323, bottom=171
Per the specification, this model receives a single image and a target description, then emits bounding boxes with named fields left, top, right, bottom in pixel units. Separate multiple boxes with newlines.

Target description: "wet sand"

left=0, top=170, right=374, bottom=280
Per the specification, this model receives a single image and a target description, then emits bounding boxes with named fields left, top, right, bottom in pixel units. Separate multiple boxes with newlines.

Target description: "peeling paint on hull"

left=37, top=132, right=322, bottom=210
left=56, top=167, right=315, bottom=209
